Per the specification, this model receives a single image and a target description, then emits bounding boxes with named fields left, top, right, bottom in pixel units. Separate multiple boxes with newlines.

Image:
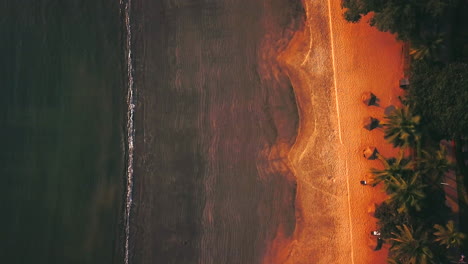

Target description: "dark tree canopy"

left=375, top=201, right=410, bottom=240
left=341, top=0, right=456, bottom=41
left=407, top=62, right=468, bottom=139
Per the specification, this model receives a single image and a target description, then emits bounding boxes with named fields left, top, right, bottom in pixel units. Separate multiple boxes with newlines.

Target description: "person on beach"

left=459, top=254, right=466, bottom=263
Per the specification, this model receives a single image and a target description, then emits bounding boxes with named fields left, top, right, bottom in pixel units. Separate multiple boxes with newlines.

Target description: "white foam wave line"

left=122, top=0, right=135, bottom=263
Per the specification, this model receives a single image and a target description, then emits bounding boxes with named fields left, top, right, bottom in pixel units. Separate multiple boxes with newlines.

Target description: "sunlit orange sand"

left=263, top=0, right=406, bottom=263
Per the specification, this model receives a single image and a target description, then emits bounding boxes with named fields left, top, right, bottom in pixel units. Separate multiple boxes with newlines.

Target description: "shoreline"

left=263, top=0, right=406, bottom=263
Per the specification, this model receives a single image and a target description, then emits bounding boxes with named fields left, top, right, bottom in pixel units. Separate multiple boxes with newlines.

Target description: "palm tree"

left=433, top=220, right=466, bottom=249
left=383, top=106, right=421, bottom=151
left=409, top=33, right=444, bottom=61
left=389, top=225, right=434, bottom=264
left=387, top=174, right=426, bottom=213
left=387, top=258, right=404, bottom=264
left=370, top=150, right=414, bottom=190
left=419, top=145, right=452, bottom=182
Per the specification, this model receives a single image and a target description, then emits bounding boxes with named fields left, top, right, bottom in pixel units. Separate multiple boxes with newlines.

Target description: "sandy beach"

left=263, top=0, right=406, bottom=263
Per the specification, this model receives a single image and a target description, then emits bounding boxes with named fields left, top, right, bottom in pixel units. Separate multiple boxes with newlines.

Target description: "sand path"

left=263, top=0, right=406, bottom=263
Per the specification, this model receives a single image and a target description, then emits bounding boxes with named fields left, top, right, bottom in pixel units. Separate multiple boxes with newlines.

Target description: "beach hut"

left=362, top=92, right=379, bottom=106
left=363, top=117, right=381, bottom=131
left=399, top=78, right=410, bottom=89
left=363, top=147, right=379, bottom=160
left=384, top=105, right=396, bottom=116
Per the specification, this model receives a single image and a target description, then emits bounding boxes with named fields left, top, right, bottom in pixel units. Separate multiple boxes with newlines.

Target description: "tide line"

left=122, top=0, right=135, bottom=263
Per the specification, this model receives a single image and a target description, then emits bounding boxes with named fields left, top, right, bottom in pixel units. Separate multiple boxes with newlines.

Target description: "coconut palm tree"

left=387, top=258, right=404, bottom=264
left=383, top=106, right=421, bottom=151
left=433, top=220, right=466, bottom=249
left=419, top=145, right=452, bottom=182
left=409, top=33, right=444, bottom=61
left=370, top=150, right=414, bottom=190
left=387, top=174, right=426, bottom=213
left=389, top=225, right=434, bottom=264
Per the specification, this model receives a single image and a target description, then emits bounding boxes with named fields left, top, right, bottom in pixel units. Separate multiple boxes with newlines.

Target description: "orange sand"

left=263, top=0, right=406, bottom=263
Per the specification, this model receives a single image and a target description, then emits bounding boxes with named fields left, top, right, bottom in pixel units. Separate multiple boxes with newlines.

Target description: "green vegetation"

left=370, top=105, right=465, bottom=262
left=420, top=146, right=453, bottom=183
left=342, top=0, right=468, bottom=141
left=370, top=151, right=413, bottom=188
left=407, top=61, right=468, bottom=140
left=374, top=201, right=410, bottom=241
left=409, top=33, right=445, bottom=62
left=434, top=220, right=466, bottom=249
left=341, top=0, right=457, bottom=42
left=387, top=173, right=427, bottom=214
left=383, top=107, right=421, bottom=149
left=341, top=0, right=468, bottom=261
left=389, top=225, right=434, bottom=264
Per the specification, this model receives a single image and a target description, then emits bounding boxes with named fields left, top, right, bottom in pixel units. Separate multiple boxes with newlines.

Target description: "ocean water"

left=1, top=0, right=303, bottom=263
left=0, top=1, right=126, bottom=263
left=129, top=1, right=303, bottom=263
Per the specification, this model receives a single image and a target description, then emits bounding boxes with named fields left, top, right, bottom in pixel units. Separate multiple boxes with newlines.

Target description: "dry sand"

left=262, top=0, right=407, bottom=263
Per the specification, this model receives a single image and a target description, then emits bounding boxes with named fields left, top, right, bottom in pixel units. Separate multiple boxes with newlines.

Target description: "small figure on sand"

left=361, top=180, right=377, bottom=187
left=459, top=254, right=466, bottom=263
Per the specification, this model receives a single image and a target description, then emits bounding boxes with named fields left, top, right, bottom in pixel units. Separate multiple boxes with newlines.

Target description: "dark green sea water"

left=1, top=0, right=303, bottom=263
left=0, top=1, right=126, bottom=263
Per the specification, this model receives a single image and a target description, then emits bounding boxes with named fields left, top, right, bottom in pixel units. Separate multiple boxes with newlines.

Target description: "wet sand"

left=129, top=1, right=302, bottom=263
left=263, top=0, right=406, bottom=263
